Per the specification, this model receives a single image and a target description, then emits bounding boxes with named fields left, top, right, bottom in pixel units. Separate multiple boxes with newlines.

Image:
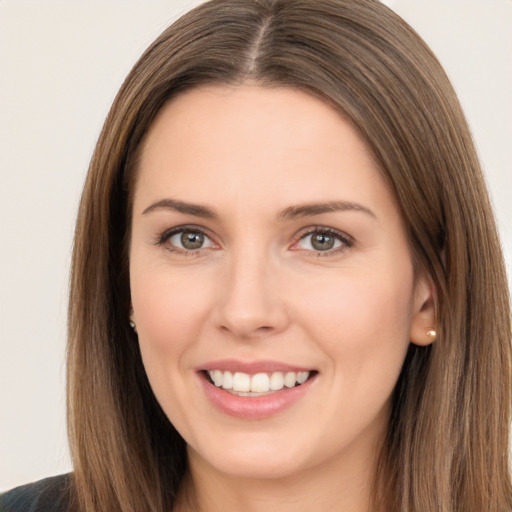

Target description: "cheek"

left=296, top=269, right=415, bottom=441
left=299, top=266, right=415, bottom=375
left=132, top=266, right=213, bottom=351
left=130, top=267, right=215, bottom=421
left=129, top=266, right=218, bottom=414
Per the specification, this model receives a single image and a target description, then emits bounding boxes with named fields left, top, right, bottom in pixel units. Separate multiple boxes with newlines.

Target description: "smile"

left=207, top=370, right=311, bottom=395
left=199, top=364, right=317, bottom=419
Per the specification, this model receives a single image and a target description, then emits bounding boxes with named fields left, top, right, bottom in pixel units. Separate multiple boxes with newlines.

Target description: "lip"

left=199, top=359, right=313, bottom=374
left=197, top=360, right=317, bottom=420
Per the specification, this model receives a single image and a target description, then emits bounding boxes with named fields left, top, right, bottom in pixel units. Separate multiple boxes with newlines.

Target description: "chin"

left=188, top=433, right=314, bottom=481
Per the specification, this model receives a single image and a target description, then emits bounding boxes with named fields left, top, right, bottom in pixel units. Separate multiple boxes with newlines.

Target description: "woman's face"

left=129, top=85, right=435, bottom=482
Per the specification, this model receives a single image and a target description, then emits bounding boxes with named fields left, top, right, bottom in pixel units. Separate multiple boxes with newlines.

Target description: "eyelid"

left=290, top=226, right=354, bottom=254
left=155, top=224, right=219, bottom=252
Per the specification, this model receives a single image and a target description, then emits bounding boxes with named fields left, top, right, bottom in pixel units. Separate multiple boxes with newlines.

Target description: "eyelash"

left=155, top=225, right=354, bottom=257
left=291, top=226, right=354, bottom=257
left=155, top=224, right=216, bottom=256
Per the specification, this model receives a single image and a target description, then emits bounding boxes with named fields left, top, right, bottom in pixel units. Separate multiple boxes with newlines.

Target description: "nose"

left=213, top=249, right=290, bottom=339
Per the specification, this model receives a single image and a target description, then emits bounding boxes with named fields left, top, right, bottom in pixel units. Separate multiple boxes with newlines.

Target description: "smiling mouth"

left=205, top=369, right=316, bottom=396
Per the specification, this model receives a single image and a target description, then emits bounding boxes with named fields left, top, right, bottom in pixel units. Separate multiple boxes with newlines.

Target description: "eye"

left=293, top=228, right=353, bottom=254
left=158, top=226, right=216, bottom=252
left=170, top=230, right=209, bottom=250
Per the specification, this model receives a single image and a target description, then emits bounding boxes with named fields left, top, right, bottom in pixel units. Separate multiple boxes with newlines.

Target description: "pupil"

left=181, top=231, right=204, bottom=250
left=311, top=233, right=334, bottom=251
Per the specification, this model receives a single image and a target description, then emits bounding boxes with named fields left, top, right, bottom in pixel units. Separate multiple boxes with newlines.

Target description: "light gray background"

left=1, top=0, right=511, bottom=491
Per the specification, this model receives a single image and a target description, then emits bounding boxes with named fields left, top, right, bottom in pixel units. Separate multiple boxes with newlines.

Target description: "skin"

left=129, top=85, right=436, bottom=512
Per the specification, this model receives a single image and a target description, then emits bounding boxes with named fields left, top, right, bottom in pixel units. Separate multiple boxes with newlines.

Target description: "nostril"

left=218, top=322, right=276, bottom=338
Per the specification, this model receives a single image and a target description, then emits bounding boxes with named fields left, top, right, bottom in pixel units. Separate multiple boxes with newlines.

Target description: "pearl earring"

left=426, top=329, right=437, bottom=339
left=129, top=307, right=137, bottom=332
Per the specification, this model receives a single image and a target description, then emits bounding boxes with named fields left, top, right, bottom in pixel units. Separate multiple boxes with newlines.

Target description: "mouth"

left=203, top=369, right=316, bottom=397
left=198, top=362, right=318, bottom=419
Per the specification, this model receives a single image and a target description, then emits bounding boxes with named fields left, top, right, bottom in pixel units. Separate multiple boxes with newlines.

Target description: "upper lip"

left=199, top=359, right=314, bottom=374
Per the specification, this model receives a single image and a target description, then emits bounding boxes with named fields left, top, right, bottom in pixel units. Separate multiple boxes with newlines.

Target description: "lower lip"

left=199, top=372, right=316, bottom=420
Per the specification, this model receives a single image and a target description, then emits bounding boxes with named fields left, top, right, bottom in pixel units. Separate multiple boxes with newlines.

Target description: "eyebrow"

left=142, top=198, right=216, bottom=218
left=141, top=198, right=376, bottom=221
left=276, top=201, right=376, bottom=221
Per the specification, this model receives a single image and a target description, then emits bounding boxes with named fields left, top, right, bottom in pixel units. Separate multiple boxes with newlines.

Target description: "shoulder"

left=0, top=474, right=73, bottom=512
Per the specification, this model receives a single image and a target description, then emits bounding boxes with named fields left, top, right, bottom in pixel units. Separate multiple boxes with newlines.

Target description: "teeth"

left=232, top=372, right=250, bottom=392
left=269, top=372, right=284, bottom=390
left=297, top=372, right=309, bottom=384
left=221, top=371, right=233, bottom=389
left=284, top=372, right=296, bottom=388
left=251, top=373, right=269, bottom=392
left=207, top=370, right=311, bottom=393
left=212, top=369, right=223, bottom=387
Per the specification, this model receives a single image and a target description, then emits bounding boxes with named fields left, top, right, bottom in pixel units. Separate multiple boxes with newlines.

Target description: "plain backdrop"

left=1, top=0, right=511, bottom=491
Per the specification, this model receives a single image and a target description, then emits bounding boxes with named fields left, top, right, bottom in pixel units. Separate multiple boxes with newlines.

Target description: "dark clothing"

left=0, top=474, right=72, bottom=512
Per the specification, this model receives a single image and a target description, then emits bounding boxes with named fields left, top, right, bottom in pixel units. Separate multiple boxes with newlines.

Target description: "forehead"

left=134, top=84, right=395, bottom=219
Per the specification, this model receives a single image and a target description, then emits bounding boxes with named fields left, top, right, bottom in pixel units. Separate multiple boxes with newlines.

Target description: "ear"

left=409, top=274, right=437, bottom=347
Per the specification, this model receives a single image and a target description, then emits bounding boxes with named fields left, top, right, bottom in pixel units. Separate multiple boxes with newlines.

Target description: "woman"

left=2, top=0, right=510, bottom=510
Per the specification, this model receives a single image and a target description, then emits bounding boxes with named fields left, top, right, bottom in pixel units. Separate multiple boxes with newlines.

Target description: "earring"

left=426, top=329, right=437, bottom=339
left=129, top=308, right=137, bottom=332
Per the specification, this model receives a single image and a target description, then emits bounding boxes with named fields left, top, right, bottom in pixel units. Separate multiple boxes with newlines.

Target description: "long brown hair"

left=67, top=1, right=512, bottom=510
